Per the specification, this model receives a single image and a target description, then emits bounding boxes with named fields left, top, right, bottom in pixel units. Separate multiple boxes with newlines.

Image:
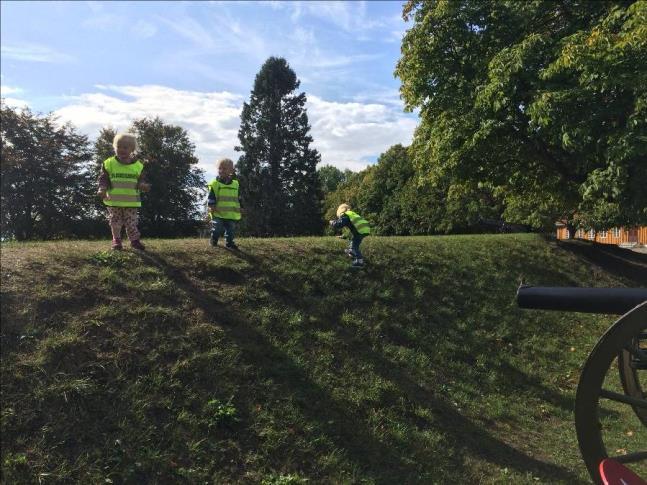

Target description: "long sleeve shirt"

left=330, top=214, right=359, bottom=237
left=207, top=177, right=243, bottom=208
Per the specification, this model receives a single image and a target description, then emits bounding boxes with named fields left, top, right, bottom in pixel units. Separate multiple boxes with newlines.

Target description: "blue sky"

left=1, top=1, right=417, bottom=180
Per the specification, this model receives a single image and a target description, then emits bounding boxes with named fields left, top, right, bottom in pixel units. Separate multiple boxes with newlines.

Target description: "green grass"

left=1, top=234, right=645, bottom=483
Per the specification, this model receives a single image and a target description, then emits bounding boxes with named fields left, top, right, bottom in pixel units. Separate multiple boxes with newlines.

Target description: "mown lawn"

left=1, top=234, right=645, bottom=483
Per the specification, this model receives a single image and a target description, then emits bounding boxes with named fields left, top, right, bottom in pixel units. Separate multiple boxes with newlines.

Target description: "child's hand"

left=97, top=189, right=107, bottom=199
left=329, top=220, right=336, bottom=227
left=138, top=183, right=151, bottom=192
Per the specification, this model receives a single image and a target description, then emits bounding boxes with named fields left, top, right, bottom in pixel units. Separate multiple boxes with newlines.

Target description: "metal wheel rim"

left=575, top=302, right=647, bottom=484
left=619, top=331, right=647, bottom=427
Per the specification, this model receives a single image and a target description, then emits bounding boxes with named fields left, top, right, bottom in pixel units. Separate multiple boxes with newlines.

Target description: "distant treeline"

left=0, top=97, right=528, bottom=242
left=3, top=1, right=646, bottom=240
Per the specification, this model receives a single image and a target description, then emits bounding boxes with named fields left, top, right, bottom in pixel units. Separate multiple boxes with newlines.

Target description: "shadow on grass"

left=555, top=239, right=647, bottom=286
left=149, top=249, right=585, bottom=484
left=138, top=250, right=423, bottom=482
left=317, top=316, right=584, bottom=483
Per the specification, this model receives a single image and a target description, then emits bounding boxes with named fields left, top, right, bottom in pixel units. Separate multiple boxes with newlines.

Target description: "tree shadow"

left=555, top=239, right=647, bottom=286
left=137, top=251, right=425, bottom=482
left=212, top=250, right=586, bottom=483
left=320, top=315, right=585, bottom=483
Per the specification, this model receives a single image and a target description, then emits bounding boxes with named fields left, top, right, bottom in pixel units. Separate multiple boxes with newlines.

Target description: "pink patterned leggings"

left=106, top=207, right=141, bottom=241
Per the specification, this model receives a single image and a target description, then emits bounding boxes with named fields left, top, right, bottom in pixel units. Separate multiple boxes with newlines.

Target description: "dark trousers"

left=349, top=234, right=366, bottom=259
left=211, top=218, right=236, bottom=245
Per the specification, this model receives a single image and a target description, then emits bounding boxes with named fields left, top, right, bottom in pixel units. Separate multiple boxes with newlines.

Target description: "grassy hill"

left=2, top=234, right=646, bottom=484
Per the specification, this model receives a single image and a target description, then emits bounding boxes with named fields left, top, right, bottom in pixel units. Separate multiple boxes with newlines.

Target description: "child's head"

left=113, top=133, right=138, bottom=162
left=217, top=158, right=235, bottom=179
left=336, top=203, right=351, bottom=218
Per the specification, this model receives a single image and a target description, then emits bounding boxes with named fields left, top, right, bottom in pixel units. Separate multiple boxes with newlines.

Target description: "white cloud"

left=131, top=20, right=158, bottom=38
left=1, top=81, right=30, bottom=109
left=264, top=1, right=352, bottom=30
left=82, top=6, right=155, bottom=35
left=81, top=12, right=123, bottom=31
left=155, top=11, right=270, bottom=66
left=85, top=1, right=105, bottom=14
left=298, top=52, right=382, bottom=70
left=1, top=43, right=76, bottom=63
left=50, top=84, right=416, bottom=179
left=53, top=85, right=243, bottom=179
left=291, top=27, right=316, bottom=46
left=307, top=95, right=416, bottom=171
left=2, top=97, right=31, bottom=110
left=259, top=1, right=390, bottom=36
left=159, top=15, right=217, bottom=50
left=1, top=85, right=24, bottom=96
left=350, top=87, right=405, bottom=109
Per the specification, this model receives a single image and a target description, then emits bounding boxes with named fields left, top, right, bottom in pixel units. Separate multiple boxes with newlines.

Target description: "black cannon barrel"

left=517, top=286, right=647, bottom=314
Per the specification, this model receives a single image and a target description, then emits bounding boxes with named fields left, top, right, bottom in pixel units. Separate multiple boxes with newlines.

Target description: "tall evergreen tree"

left=236, top=57, right=323, bottom=236
left=1, top=102, right=96, bottom=240
left=94, top=118, right=206, bottom=237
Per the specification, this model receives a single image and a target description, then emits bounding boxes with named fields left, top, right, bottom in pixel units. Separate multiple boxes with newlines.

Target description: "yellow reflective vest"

left=208, top=179, right=241, bottom=220
left=346, top=210, right=370, bottom=235
left=103, top=157, right=144, bottom=208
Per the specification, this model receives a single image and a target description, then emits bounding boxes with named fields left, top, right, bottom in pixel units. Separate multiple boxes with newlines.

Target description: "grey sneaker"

left=225, top=243, right=239, bottom=250
left=344, top=248, right=355, bottom=258
left=352, top=258, right=364, bottom=267
left=210, top=238, right=218, bottom=247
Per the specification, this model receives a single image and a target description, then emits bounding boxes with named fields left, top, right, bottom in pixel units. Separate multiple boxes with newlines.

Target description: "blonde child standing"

left=97, top=133, right=150, bottom=250
left=207, top=158, right=242, bottom=249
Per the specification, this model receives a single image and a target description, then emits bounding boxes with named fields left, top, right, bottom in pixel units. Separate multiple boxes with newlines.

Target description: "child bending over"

left=329, top=204, right=370, bottom=267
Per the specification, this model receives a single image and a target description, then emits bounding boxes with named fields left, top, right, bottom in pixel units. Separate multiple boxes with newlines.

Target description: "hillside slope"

left=2, top=234, right=646, bottom=483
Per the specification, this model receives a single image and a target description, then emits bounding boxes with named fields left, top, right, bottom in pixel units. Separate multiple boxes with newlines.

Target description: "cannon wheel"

left=575, top=301, right=647, bottom=483
left=619, top=329, right=647, bottom=427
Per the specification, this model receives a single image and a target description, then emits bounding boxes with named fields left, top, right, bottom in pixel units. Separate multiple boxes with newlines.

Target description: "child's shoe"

left=111, top=238, right=123, bottom=250
left=352, top=258, right=364, bottom=267
left=344, top=248, right=355, bottom=258
left=130, top=239, right=146, bottom=251
left=210, top=237, right=218, bottom=247
left=225, top=242, right=239, bottom=250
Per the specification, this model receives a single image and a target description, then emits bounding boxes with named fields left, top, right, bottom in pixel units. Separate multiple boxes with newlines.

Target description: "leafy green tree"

left=94, top=126, right=115, bottom=163
left=396, top=0, right=647, bottom=231
left=1, top=102, right=97, bottom=240
left=94, top=118, right=206, bottom=237
left=318, top=165, right=354, bottom=194
left=345, top=145, right=411, bottom=235
left=323, top=145, right=457, bottom=235
left=323, top=170, right=365, bottom=222
left=236, top=57, right=323, bottom=236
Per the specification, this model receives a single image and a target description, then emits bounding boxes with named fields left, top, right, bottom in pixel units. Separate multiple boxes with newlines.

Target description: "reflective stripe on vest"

left=103, top=157, right=144, bottom=208
left=346, top=210, right=370, bottom=235
left=208, top=179, right=241, bottom=220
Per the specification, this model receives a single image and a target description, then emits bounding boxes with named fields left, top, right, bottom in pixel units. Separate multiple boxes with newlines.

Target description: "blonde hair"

left=113, top=133, right=138, bottom=152
left=217, top=158, right=235, bottom=171
left=336, top=203, right=351, bottom=218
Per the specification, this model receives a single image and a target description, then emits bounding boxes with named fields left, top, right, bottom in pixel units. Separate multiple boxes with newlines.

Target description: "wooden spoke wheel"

left=619, top=328, right=647, bottom=427
left=575, top=302, right=647, bottom=484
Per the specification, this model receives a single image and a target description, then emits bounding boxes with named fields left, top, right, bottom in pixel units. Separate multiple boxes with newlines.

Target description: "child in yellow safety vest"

left=207, top=158, right=242, bottom=249
left=97, top=133, right=150, bottom=251
left=329, top=204, right=370, bottom=267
